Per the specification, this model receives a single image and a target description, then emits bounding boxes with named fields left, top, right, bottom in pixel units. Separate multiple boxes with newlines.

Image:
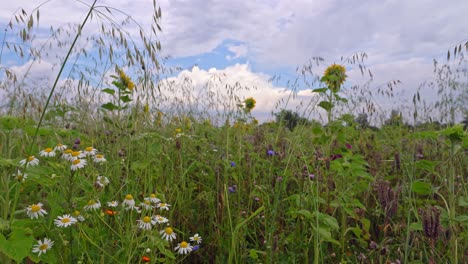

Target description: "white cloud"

left=226, top=44, right=248, bottom=60
left=156, top=63, right=317, bottom=121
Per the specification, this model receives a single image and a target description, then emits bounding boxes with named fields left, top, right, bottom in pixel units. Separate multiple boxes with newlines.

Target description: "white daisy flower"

left=39, top=147, right=56, bottom=157
left=84, top=146, right=97, bottom=156
left=19, top=156, right=39, bottom=167
left=95, top=175, right=110, bottom=188
left=93, top=154, right=107, bottom=163
left=107, top=201, right=119, bottom=207
left=32, top=238, right=54, bottom=256
left=68, top=151, right=85, bottom=161
left=157, top=202, right=170, bottom=211
left=122, top=194, right=135, bottom=207
left=62, top=149, right=73, bottom=160
left=160, top=227, right=177, bottom=242
left=153, top=215, right=169, bottom=224
left=54, top=214, right=77, bottom=228
left=84, top=199, right=101, bottom=211
left=71, top=159, right=87, bottom=171
left=124, top=204, right=141, bottom=213
left=26, top=203, right=47, bottom=219
left=13, top=170, right=27, bottom=182
left=140, top=200, right=154, bottom=210
left=145, top=193, right=161, bottom=204
left=189, top=234, right=202, bottom=244
left=137, top=216, right=156, bottom=230
left=175, top=241, right=193, bottom=255
left=54, top=143, right=67, bottom=152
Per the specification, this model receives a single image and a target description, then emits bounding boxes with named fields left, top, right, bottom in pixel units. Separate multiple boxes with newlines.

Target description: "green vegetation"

left=0, top=2, right=467, bottom=264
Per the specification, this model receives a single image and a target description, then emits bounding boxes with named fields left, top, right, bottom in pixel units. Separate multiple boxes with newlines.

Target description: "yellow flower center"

left=96, top=154, right=103, bottom=159
left=57, top=144, right=63, bottom=147
left=144, top=200, right=151, bottom=205
left=73, top=210, right=81, bottom=216
left=180, top=241, right=188, bottom=248
left=28, top=156, right=35, bottom=161
left=17, top=175, right=23, bottom=180
left=61, top=218, right=70, bottom=223
left=88, top=200, right=96, bottom=205
left=150, top=193, right=156, bottom=198
left=143, top=216, right=151, bottom=223
left=45, top=148, right=53, bottom=153
left=125, top=194, right=133, bottom=200
left=165, top=227, right=173, bottom=234
left=85, top=147, right=93, bottom=152
left=39, top=244, right=49, bottom=250
left=193, top=236, right=199, bottom=241
left=72, top=159, right=81, bottom=165
left=71, top=151, right=80, bottom=157
left=31, top=204, right=41, bottom=212
left=64, top=149, right=73, bottom=154
left=159, top=203, right=166, bottom=207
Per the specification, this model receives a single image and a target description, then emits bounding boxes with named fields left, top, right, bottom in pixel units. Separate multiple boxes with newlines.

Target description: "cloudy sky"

left=1, top=0, right=467, bottom=122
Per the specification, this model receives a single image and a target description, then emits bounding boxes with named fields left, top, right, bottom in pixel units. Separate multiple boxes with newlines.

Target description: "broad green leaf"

left=102, top=88, right=115, bottom=95
left=318, top=101, right=333, bottom=111
left=312, top=88, right=328, bottom=93
left=454, top=215, right=468, bottom=222
left=120, top=95, right=132, bottom=103
left=317, top=212, right=339, bottom=230
left=415, top=160, right=438, bottom=173
left=0, top=227, right=34, bottom=263
left=411, top=181, right=432, bottom=195
left=101, top=102, right=119, bottom=111
left=459, top=196, right=468, bottom=207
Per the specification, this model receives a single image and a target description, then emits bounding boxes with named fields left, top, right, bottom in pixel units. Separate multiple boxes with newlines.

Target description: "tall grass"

left=0, top=2, right=467, bottom=264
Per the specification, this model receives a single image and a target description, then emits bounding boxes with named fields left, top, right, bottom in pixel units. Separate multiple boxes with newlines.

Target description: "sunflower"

left=323, top=64, right=347, bottom=92
left=118, top=69, right=135, bottom=90
left=244, top=97, right=256, bottom=112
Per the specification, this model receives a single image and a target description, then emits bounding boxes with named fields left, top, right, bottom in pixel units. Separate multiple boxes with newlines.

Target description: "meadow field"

left=0, top=2, right=467, bottom=263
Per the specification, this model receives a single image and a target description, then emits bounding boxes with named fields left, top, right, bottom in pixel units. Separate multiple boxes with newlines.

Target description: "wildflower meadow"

left=0, top=1, right=467, bottom=264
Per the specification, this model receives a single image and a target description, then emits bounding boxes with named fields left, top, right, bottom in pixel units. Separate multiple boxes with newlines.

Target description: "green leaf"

left=454, top=215, right=468, bottom=222
left=415, top=160, right=438, bottom=173
left=459, top=196, right=468, bottom=207
left=409, top=222, right=422, bottom=231
left=120, top=95, right=132, bottom=103
left=0, top=227, right=34, bottom=262
left=156, top=241, right=175, bottom=260
left=102, top=88, right=115, bottom=95
left=412, top=181, right=432, bottom=195
left=292, top=209, right=313, bottom=220
left=317, top=212, right=339, bottom=230
left=318, top=101, right=333, bottom=111
left=101, top=102, right=119, bottom=111
left=312, top=88, right=328, bottom=93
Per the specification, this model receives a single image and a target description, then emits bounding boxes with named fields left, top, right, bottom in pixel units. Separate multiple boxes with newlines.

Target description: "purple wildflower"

left=230, top=161, right=236, bottom=167
left=228, top=185, right=237, bottom=193
left=267, top=150, right=275, bottom=156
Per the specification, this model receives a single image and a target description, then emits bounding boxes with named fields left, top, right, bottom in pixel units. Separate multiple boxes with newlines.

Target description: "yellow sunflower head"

left=323, top=64, right=347, bottom=92
left=244, top=97, right=256, bottom=112
left=118, top=69, right=135, bottom=91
